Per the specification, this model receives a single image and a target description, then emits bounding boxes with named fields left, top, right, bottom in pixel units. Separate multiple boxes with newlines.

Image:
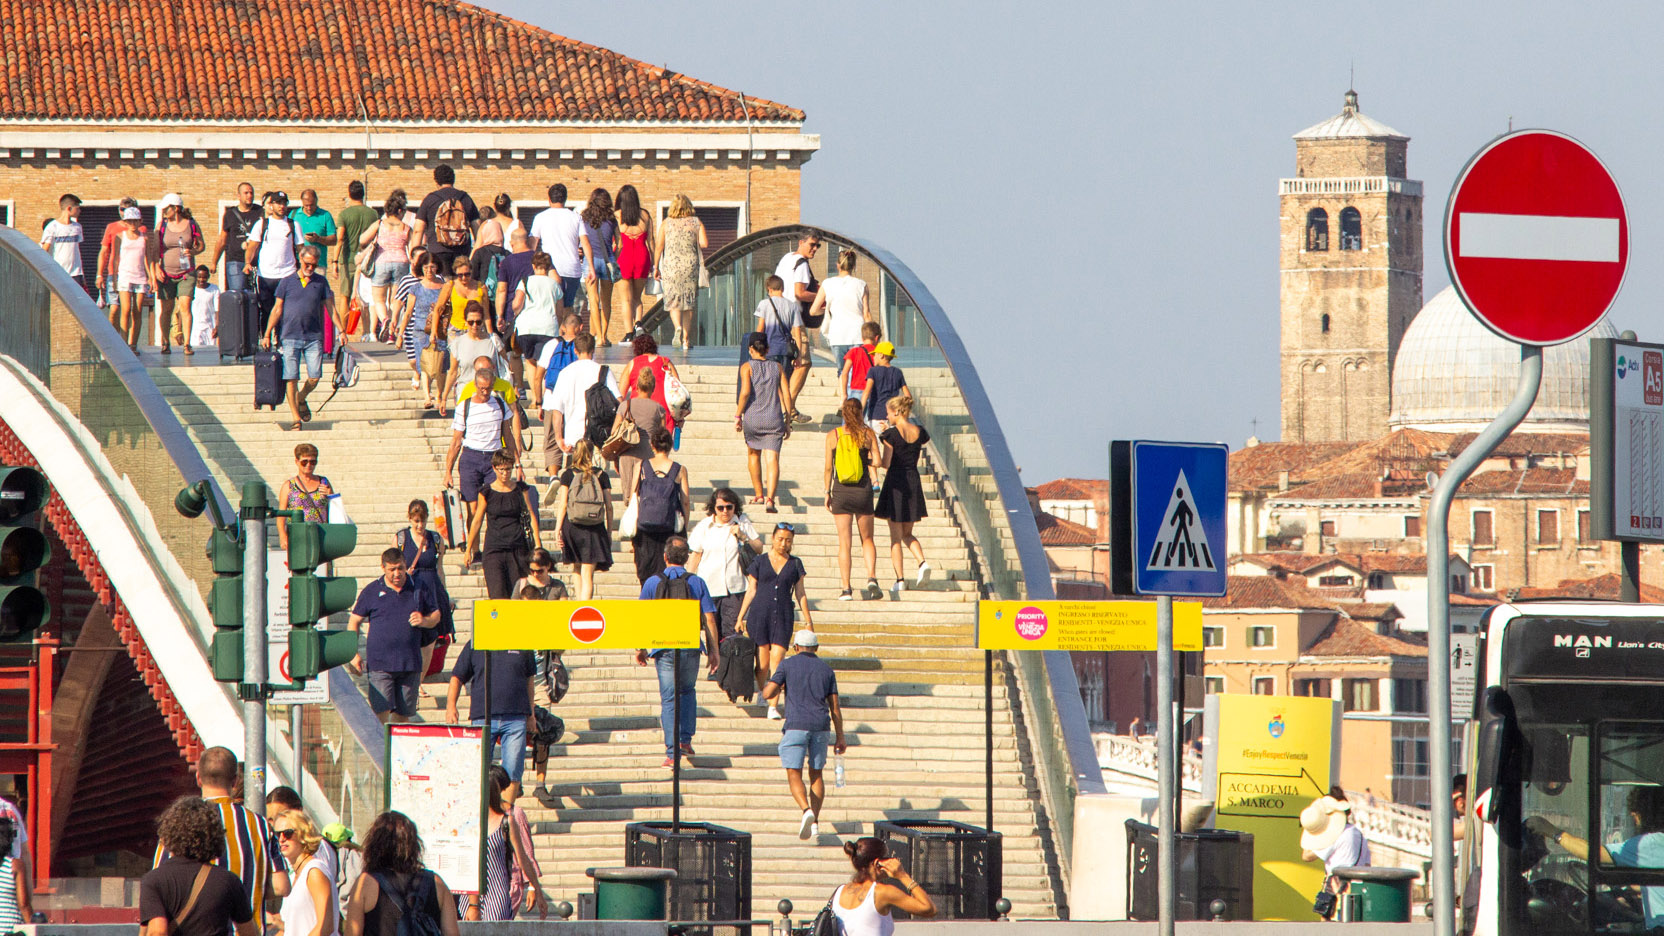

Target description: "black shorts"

left=517, top=334, right=553, bottom=362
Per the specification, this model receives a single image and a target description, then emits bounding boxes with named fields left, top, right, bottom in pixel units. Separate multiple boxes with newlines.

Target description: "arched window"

left=1339, top=207, right=1363, bottom=250
left=1321, top=313, right=1331, bottom=334
left=1306, top=208, right=1329, bottom=251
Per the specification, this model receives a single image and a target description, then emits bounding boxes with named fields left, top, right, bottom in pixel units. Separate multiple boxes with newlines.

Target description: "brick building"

left=0, top=0, right=815, bottom=286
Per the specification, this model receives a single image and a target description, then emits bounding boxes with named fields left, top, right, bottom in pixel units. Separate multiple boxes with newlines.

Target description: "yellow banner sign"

left=975, top=600, right=1202, bottom=651
left=472, top=600, right=701, bottom=651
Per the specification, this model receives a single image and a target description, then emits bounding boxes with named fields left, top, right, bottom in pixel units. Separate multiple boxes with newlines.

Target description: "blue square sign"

left=1132, top=440, right=1228, bottom=596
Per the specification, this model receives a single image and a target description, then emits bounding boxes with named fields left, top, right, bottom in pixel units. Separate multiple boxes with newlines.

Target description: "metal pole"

left=242, top=481, right=269, bottom=806
left=1427, top=345, right=1541, bottom=936
left=290, top=705, right=302, bottom=794
left=672, top=648, right=683, bottom=832
left=1173, top=650, right=1186, bottom=836
left=1156, top=594, right=1176, bottom=936
left=1621, top=541, right=1641, bottom=602
left=985, top=649, right=994, bottom=832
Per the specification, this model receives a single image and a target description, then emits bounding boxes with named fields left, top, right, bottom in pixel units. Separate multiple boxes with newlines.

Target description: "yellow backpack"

left=834, top=429, right=865, bottom=485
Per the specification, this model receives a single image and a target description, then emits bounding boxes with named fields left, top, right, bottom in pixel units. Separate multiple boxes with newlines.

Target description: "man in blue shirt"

left=348, top=548, right=439, bottom=723
left=445, top=642, right=537, bottom=803
left=262, top=245, right=340, bottom=431
left=1530, top=785, right=1664, bottom=929
left=765, top=629, right=846, bottom=840
left=636, top=535, right=720, bottom=768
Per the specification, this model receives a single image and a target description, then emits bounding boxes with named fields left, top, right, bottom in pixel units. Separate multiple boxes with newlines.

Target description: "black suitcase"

left=253, top=350, right=284, bottom=410
left=217, top=290, right=257, bottom=360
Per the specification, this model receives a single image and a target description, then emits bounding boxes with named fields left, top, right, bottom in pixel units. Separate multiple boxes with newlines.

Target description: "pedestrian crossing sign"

left=1110, top=440, right=1228, bottom=597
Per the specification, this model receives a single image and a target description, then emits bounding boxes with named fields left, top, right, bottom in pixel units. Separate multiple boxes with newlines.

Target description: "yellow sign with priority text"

left=472, top=599, right=701, bottom=651
left=975, top=600, right=1202, bottom=651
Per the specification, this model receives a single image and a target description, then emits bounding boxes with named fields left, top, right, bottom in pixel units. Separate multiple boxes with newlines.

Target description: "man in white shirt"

left=243, top=191, right=305, bottom=334
left=528, top=183, right=584, bottom=314
left=189, top=265, right=220, bottom=349
left=772, top=230, right=823, bottom=420
left=546, top=333, right=618, bottom=461
left=39, top=192, right=84, bottom=287
left=444, top=360, right=522, bottom=528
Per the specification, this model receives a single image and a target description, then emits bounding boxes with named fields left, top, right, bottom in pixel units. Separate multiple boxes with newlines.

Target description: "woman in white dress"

left=275, top=810, right=339, bottom=936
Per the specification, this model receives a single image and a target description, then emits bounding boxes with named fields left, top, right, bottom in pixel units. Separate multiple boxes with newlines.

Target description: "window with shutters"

left=1202, top=626, right=1224, bottom=648
left=1473, top=564, right=1494, bottom=592
left=1294, top=678, right=1331, bottom=698
left=1404, top=515, right=1422, bottom=537
left=1252, top=677, right=1276, bottom=696
left=1471, top=509, right=1494, bottom=546
left=1537, top=509, right=1559, bottom=545
left=1393, top=678, right=1427, bottom=713
left=1578, top=509, right=1591, bottom=543
left=1204, top=677, right=1224, bottom=695
left=0, top=201, right=11, bottom=227
left=1320, top=520, right=1336, bottom=537
left=1250, top=626, right=1275, bottom=648
left=1343, top=678, right=1378, bottom=712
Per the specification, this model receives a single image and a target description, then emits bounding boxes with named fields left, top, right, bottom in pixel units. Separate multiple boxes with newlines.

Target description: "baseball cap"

left=321, top=822, right=353, bottom=844
left=160, top=193, right=183, bottom=208
left=874, top=341, right=896, bottom=357
left=793, top=629, right=819, bottom=649
left=121, top=207, right=141, bottom=221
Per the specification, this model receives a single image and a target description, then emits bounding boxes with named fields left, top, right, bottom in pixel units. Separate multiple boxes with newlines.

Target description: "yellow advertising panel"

left=975, top=600, right=1202, bottom=651
left=1208, top=694, right=1339, bottom=920
left=472, top=599, right=700, bottom=651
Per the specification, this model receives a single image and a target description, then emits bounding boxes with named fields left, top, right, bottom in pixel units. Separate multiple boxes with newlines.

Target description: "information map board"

left=1592, top=337, right=1664, bottom=542
left=386, top=724, right=484, bottom=894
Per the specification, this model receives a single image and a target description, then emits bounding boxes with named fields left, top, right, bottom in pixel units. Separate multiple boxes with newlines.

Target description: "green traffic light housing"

left=288, top=522, right=357, bottom=572
left=287, top=628, right=359, bottom=681
left=0, top=467, right=50, bottom=643
left=287, top=521, right=357, bottom=657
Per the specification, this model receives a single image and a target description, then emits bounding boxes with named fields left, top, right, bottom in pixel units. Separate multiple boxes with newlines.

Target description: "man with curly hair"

left=153, top=747, right=289, bottom=923
left=140, top=797, right=257, bottom=936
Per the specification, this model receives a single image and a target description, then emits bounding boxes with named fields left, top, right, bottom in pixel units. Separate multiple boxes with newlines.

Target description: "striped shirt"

left=154, top=796, right=280, bottom=922
left=0, top=855, right=20, bottom=926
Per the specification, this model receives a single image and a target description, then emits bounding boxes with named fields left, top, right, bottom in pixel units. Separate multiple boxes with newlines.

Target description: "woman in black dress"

left=876, top=395, right=931, bottom=596
left=736, top=523, right=814, bottom=717
left=554, top=439, right=614, bottom=599
left=462, top=450, right=541, bottom=600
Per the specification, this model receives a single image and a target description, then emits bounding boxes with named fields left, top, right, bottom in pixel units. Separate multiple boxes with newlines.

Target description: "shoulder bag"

left=171, top=863, right=212, bottom=932
left=601, top=398, right=641, bottom=461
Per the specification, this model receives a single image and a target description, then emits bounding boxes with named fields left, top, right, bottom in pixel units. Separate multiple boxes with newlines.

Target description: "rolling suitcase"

left=217, top=290, right=257, bottom=360
left=253, top=350, right=284, bottom=410
left=433, top=488, right=464, bottom=549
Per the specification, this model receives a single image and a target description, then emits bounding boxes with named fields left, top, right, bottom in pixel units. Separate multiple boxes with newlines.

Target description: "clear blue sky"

left=484, top=0, right=1661, bottom=483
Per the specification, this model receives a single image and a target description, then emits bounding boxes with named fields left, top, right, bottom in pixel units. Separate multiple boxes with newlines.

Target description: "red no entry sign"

left=1444, top=130, right=1628, bottom=345
left=569, top=605, right=606, bottom=644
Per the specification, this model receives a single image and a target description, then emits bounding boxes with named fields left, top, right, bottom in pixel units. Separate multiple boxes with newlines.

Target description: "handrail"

left=703, top=226, right=1107, bottom=880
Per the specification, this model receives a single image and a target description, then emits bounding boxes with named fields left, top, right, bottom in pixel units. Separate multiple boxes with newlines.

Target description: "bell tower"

left=1279, top=90, right=1423, bottom=443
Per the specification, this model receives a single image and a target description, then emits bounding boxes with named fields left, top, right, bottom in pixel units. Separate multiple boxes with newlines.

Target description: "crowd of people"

left=34, top=168, right=948, bottom=924
left=136, top=745, right=931, bottom=931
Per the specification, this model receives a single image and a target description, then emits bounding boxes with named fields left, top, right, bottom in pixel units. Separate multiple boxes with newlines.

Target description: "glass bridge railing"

left=0, top=226, right=383, bottom=836
left=647, top=225, right=1107, bottom=868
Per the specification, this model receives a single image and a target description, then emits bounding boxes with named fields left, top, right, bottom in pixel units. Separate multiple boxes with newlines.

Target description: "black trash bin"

left=873, top=820, right=1002, bottom=920
left=1125, top=820, right=1255, bottom=921
left=625, top=821, right=751, bottom=930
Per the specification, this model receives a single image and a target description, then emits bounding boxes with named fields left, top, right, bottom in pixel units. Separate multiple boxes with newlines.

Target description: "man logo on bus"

left=1555, top=633, right=1611, bottom=659
left=1268, top=714, right=1285, bottom=738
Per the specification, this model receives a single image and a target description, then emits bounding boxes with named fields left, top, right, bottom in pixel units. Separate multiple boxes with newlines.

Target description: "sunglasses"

left=275, top=828, right=297, bottom=841
left=466, top=318, right=484, bottom=325
left=775, top=523, right=794, bottom=532
left=714, top=504, right=736, bottom=512
left=299, top=460, right=317, bottom=467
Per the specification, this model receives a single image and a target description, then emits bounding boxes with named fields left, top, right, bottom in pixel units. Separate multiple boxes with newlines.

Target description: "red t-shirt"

left=843, top=344, right=876, bottom=393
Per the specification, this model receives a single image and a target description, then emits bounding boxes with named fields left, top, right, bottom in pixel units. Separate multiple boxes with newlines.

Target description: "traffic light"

left=286, top=521, right=357, bottom=681
left=0, top=467, right=50, bottom=643
left=206, top=527, right=243, bottom=681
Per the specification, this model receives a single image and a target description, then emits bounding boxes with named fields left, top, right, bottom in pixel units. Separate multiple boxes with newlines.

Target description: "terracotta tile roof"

left=1202, top=576, right=1346, bottom=611
left=1344, top=602, right=1401, bottom=621
left=1303, top=617, right=1428, bottom=658
left=1511, top=574, right=1664, bottom=603
left=0, top=0, right=801, bottom=123
left=1451, top=593, right=1500, bottom=606
left=1233, top=552, right=1371, bottom=576
left=1448, top=432, right=1589, bottom=459
left=1036, top=511, right=1098, bottom=547
left=1034, top=478, right=1107, bottom=501
left=1229, top=441, right=1362, bottom=492
left=1358, top=554, right=1463, bottom=574
left=1457, top=467, right=1586, bottom=496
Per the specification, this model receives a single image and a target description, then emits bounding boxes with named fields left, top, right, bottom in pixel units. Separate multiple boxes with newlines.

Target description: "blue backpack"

left=637, top=462, right=683, bottom=534
left=544, top=338, right=577, bottom=390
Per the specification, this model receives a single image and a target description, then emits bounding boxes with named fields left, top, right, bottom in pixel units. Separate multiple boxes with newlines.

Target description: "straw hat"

left=1299, top=796, right=1351, bottom=852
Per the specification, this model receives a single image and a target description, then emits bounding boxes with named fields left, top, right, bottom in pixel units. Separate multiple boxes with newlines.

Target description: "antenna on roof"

left=1349, top=60, right=1354, bottom=90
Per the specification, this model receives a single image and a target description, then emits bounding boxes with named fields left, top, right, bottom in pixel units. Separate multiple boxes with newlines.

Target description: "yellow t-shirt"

left=457, top=378, right=518, bottom=406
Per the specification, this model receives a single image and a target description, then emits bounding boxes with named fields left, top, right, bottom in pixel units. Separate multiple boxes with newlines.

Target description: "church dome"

left=1389, top=286, right=1617, bottom=432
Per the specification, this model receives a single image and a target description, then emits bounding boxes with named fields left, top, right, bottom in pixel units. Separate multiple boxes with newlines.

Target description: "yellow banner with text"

left=472, top=599, right=701, bottom=651
left=975, top=600, right=1203, bottom=651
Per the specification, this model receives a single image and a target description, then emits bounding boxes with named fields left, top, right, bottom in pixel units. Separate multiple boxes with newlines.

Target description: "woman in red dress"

left=624, top=332, right=681, bottom=439
left=614, top=184, right=655, bottom=330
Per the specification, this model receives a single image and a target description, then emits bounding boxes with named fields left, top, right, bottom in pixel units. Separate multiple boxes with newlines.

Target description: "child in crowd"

left=861, top=341, right=912, bottom=432
left=189, top=265, right=220, bottom=350
left=838, top=321, right=881, bottom=402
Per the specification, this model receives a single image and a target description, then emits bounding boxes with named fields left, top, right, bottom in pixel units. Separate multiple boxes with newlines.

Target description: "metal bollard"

left=554, top=901, right=574, bottom=920
left=994, top=898, right=1011, bottom=921
left=774, top=899, right=795, bottom=936
left=1210, top=899, right=1229, bottom=922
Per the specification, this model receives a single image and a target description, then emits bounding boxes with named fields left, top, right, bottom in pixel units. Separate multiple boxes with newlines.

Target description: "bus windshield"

left=1505, top=686, right=1664, bottom=934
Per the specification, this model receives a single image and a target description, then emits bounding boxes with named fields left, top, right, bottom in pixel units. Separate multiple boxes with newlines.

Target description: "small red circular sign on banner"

left=1444, top=129, right=1628, bottom=345
left=569, top=606, right=606, bottom=644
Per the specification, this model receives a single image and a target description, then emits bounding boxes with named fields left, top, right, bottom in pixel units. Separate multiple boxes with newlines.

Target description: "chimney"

left=1278, top=470, right=1291, bottom=492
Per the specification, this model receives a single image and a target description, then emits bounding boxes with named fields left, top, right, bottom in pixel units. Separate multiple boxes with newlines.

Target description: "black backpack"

left=805, top=889, right=840, bottom=936
left=653, top=569, right=694, bottom=602
left=584, top=365, right=618, bottom=447
left=369, top=870, right=444, bottom=936
left=637, top=462, right=682, bottom=534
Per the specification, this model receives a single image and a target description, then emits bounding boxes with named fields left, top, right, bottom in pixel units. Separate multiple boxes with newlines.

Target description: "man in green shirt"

left=335, top=180, right=379, bottom=335
left=288, top=188, right=338, bottom=269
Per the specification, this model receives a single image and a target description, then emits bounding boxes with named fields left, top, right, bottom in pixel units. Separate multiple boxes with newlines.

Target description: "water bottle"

left=834, top=754, right=846, bottom=788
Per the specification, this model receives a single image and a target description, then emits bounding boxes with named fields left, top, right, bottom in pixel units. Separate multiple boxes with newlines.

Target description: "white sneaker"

left=767, top=705, right=782, bottom=721
left=916, top=561, right=931, bottom=586
left=810, top=821, right=821, bottom=839
left=892, top=579, right=905, bottom=597
left=799, top=809, right=815, bottom=840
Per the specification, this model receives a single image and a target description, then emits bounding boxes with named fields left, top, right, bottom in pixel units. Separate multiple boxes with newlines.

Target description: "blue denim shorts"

left=280, top=338, right=324, bottom=381
left=779, top=729, right=835, bottom=771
